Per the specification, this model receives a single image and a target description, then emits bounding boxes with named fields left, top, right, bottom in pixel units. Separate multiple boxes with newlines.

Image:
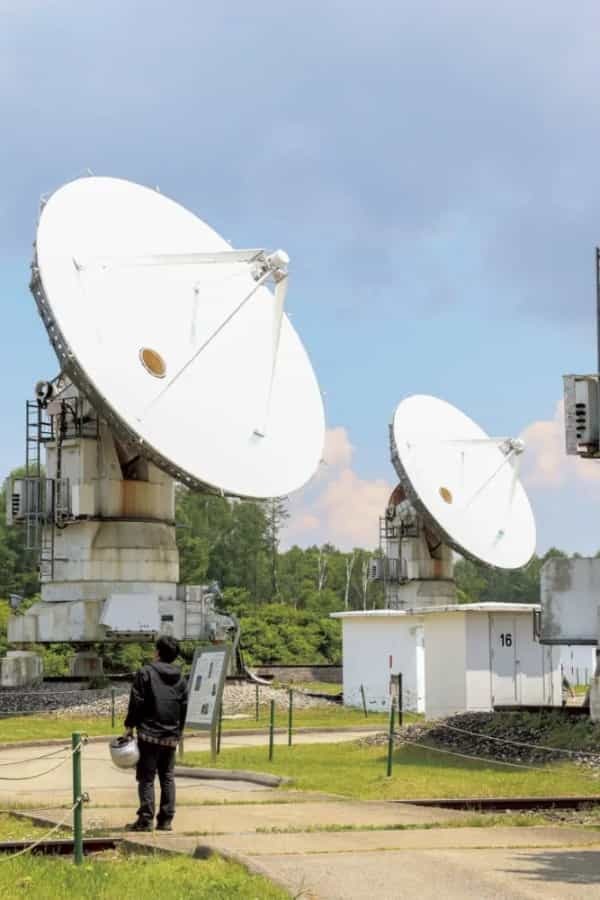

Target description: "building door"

left=542, top=646, right=555, bottom=706
left=516, top=612, right=545, bottom=705
left=490, top=614, right=517, bottom=705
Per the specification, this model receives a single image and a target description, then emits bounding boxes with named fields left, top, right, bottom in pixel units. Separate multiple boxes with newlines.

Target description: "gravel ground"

left=0, top=679, right=331, bottom=720
left=0, top=682, right=127, bottom=717
left=361, top=711, right=600, bottom=770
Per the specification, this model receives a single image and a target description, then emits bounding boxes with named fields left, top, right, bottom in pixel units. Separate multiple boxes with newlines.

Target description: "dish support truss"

left=73, top=246, right=290, bottom=444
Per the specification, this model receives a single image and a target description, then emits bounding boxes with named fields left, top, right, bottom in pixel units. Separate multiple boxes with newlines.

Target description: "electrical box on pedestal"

left=564, top=375, right=600, bottom=457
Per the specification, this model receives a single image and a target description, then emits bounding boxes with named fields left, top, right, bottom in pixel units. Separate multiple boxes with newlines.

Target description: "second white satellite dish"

left=391, top=395, right=536, bottom=569
left=33, top=177, right=325, bottom=499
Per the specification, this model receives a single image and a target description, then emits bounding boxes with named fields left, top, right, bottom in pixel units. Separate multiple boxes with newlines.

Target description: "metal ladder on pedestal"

left=24, top=400, right=55, bottom=579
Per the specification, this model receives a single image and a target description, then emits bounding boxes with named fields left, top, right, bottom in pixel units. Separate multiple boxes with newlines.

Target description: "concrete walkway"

left=121, top=827, right=600, bottom=900
left=0, top=729, right=374, bottom=807
left=187, top=728, right=378, bottom=748
left=228, top=846, right=600, bottom=900
left=71, top=798, right=468, bottom=834
left=1, top=737, right=600, bottom=899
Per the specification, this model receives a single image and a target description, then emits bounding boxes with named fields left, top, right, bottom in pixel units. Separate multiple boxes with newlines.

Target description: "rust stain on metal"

left=121, top=480, right=156, bottom=517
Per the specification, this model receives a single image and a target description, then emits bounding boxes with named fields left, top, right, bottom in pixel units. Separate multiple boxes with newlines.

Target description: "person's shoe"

left=125, top=820, right=152, bottom=832
left=156, top=821, right=173, bottom=832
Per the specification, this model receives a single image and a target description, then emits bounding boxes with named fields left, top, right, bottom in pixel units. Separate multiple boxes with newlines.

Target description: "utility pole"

left=317, top=546, right=328, bottom=593
left=344, top=552, right=355, bottom=610
left=361, top=556, right=370, bottom=611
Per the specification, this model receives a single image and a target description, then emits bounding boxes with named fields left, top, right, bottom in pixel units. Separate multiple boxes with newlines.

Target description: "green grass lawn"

left=0, top=703, right=394, bottom=744
left=0, top=716, right=119, bottom=743
left=0, top=850, right=286, bottom=899
left=0, top=814, right=285, bottom=899
left=223, top=704, right=393, bottom=731
left=0, top=813, right=68, bottom=841
left=254, top=810, right=567, bottom=831
left=273, top=681, right=342, bottom=695
left=182, top=740, right=600, bottom=801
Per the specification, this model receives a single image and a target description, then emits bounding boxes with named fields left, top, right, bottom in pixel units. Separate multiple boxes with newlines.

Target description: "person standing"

left=123, top=635, right=187, bottom=832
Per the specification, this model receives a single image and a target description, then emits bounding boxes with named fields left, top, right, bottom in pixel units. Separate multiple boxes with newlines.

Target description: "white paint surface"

left=490, top=613, right=518, bottom=705
left=392, top=395, right=536, bottom=568
left=540, top=557, right=600, bottom=644
left=335, top=604, right=560, bottom=718
left=340, top=615, right=424, bottom=713
left=35, top=177, right=325, bottom=498
left=465, top=611, right=493, bottom=713
left=424, top=611, right=467, bottom=717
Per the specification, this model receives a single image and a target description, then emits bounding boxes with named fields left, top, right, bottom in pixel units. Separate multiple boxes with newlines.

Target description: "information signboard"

left=185, top=645, right=231, bottom=753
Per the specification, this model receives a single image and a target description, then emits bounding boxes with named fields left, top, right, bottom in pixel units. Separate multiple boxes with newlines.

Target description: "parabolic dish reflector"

left=32, top=177, right=325, bottom=498
left=391, top=395, right=536, bottom=569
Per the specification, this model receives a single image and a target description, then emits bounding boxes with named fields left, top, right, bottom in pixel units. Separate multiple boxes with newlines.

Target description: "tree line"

left=0, top=473, right=591, bottom=669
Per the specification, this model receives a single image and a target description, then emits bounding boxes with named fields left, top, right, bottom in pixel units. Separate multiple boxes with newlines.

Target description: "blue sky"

left=2, top=1, right=600, bottom=554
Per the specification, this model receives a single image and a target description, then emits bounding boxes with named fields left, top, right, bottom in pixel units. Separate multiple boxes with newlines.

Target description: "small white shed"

left=331, top=609, right=426, bottom=713
left=331, top=603, right=561, bottom=719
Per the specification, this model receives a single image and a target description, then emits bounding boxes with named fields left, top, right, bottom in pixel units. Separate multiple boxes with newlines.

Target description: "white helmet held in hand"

left=109, top=735, right=140, bottom=769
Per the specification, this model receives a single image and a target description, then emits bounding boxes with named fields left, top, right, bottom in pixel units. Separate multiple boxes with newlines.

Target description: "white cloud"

left=322, top=426, right=354, bottom=468
left=284, top=408, right=600, bottom=556
left=521, top=400, right=600, bottom=488
left=283, top=426, right=391, bottom=551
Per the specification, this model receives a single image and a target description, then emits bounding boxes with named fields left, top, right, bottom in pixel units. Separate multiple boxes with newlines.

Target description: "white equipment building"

left=333, top=604, right=560, bottom=719
left=4, top=176, right=324, bottom=683
left=334, top=395, right=560, bottom=718
left=538, top=370, right=600, bottom=718
left=538, top=257, right=600, bottom=722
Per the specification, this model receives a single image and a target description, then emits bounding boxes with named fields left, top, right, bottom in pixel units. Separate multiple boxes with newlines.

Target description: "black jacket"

left=125, top=661, right=187, bottom=742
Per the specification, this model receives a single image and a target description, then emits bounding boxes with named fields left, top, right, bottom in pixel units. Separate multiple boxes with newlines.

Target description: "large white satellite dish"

left=390, top=395, right=536, bottom=569
left=32, top=177, right=325, bottom=498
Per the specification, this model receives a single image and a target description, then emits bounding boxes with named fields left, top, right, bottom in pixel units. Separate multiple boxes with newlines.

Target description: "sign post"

left=72, top=732, right=83, bottom=864
left=360, top=683, right=368, bottom=717
left=391, top=673, right=403, bottom=727
left=269, top=700, right=275, bottom=761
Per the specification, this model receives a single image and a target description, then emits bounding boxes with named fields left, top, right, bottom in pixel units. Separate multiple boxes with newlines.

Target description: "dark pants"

left=136, top=739, right=176, bottom=825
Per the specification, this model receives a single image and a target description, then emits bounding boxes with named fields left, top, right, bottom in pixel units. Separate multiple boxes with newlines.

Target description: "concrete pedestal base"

left=386, top=579, right=456, bottom=610
left=0, top=651, right=43, bottom=687
left=70, top=651, right=104, bottom=679
left=589, top=676, right=600, bottom=721
left=7, top=585, right=233, bottom=645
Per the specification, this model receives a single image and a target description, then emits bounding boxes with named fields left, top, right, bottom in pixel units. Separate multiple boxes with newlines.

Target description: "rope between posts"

left=0, top=742, right=84, bottom=781
left=394, top=733, right=547, bottom=771
left=0, top=745, right=71, bottom=768
left=437, top=722, right=600, bottom=760
left=0, top=800, right=79, bottom=862
left=0, top=687, right=125, bottom=697
left=0, top=804, right=77, bottom=814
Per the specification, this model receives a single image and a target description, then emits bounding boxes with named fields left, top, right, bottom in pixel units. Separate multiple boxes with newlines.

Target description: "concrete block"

left=0, top=652, right=43, bottom=687
left=540, top=557, right=600, bottom=644
left=589, top=676, right=600, bottom=722
left=70, top=651, right=103, bottom=678
left=7, top=609, right=39, bottom=643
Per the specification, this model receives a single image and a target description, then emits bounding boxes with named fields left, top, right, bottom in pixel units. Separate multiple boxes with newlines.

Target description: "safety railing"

left=0, top=732, right=88, bottom=865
